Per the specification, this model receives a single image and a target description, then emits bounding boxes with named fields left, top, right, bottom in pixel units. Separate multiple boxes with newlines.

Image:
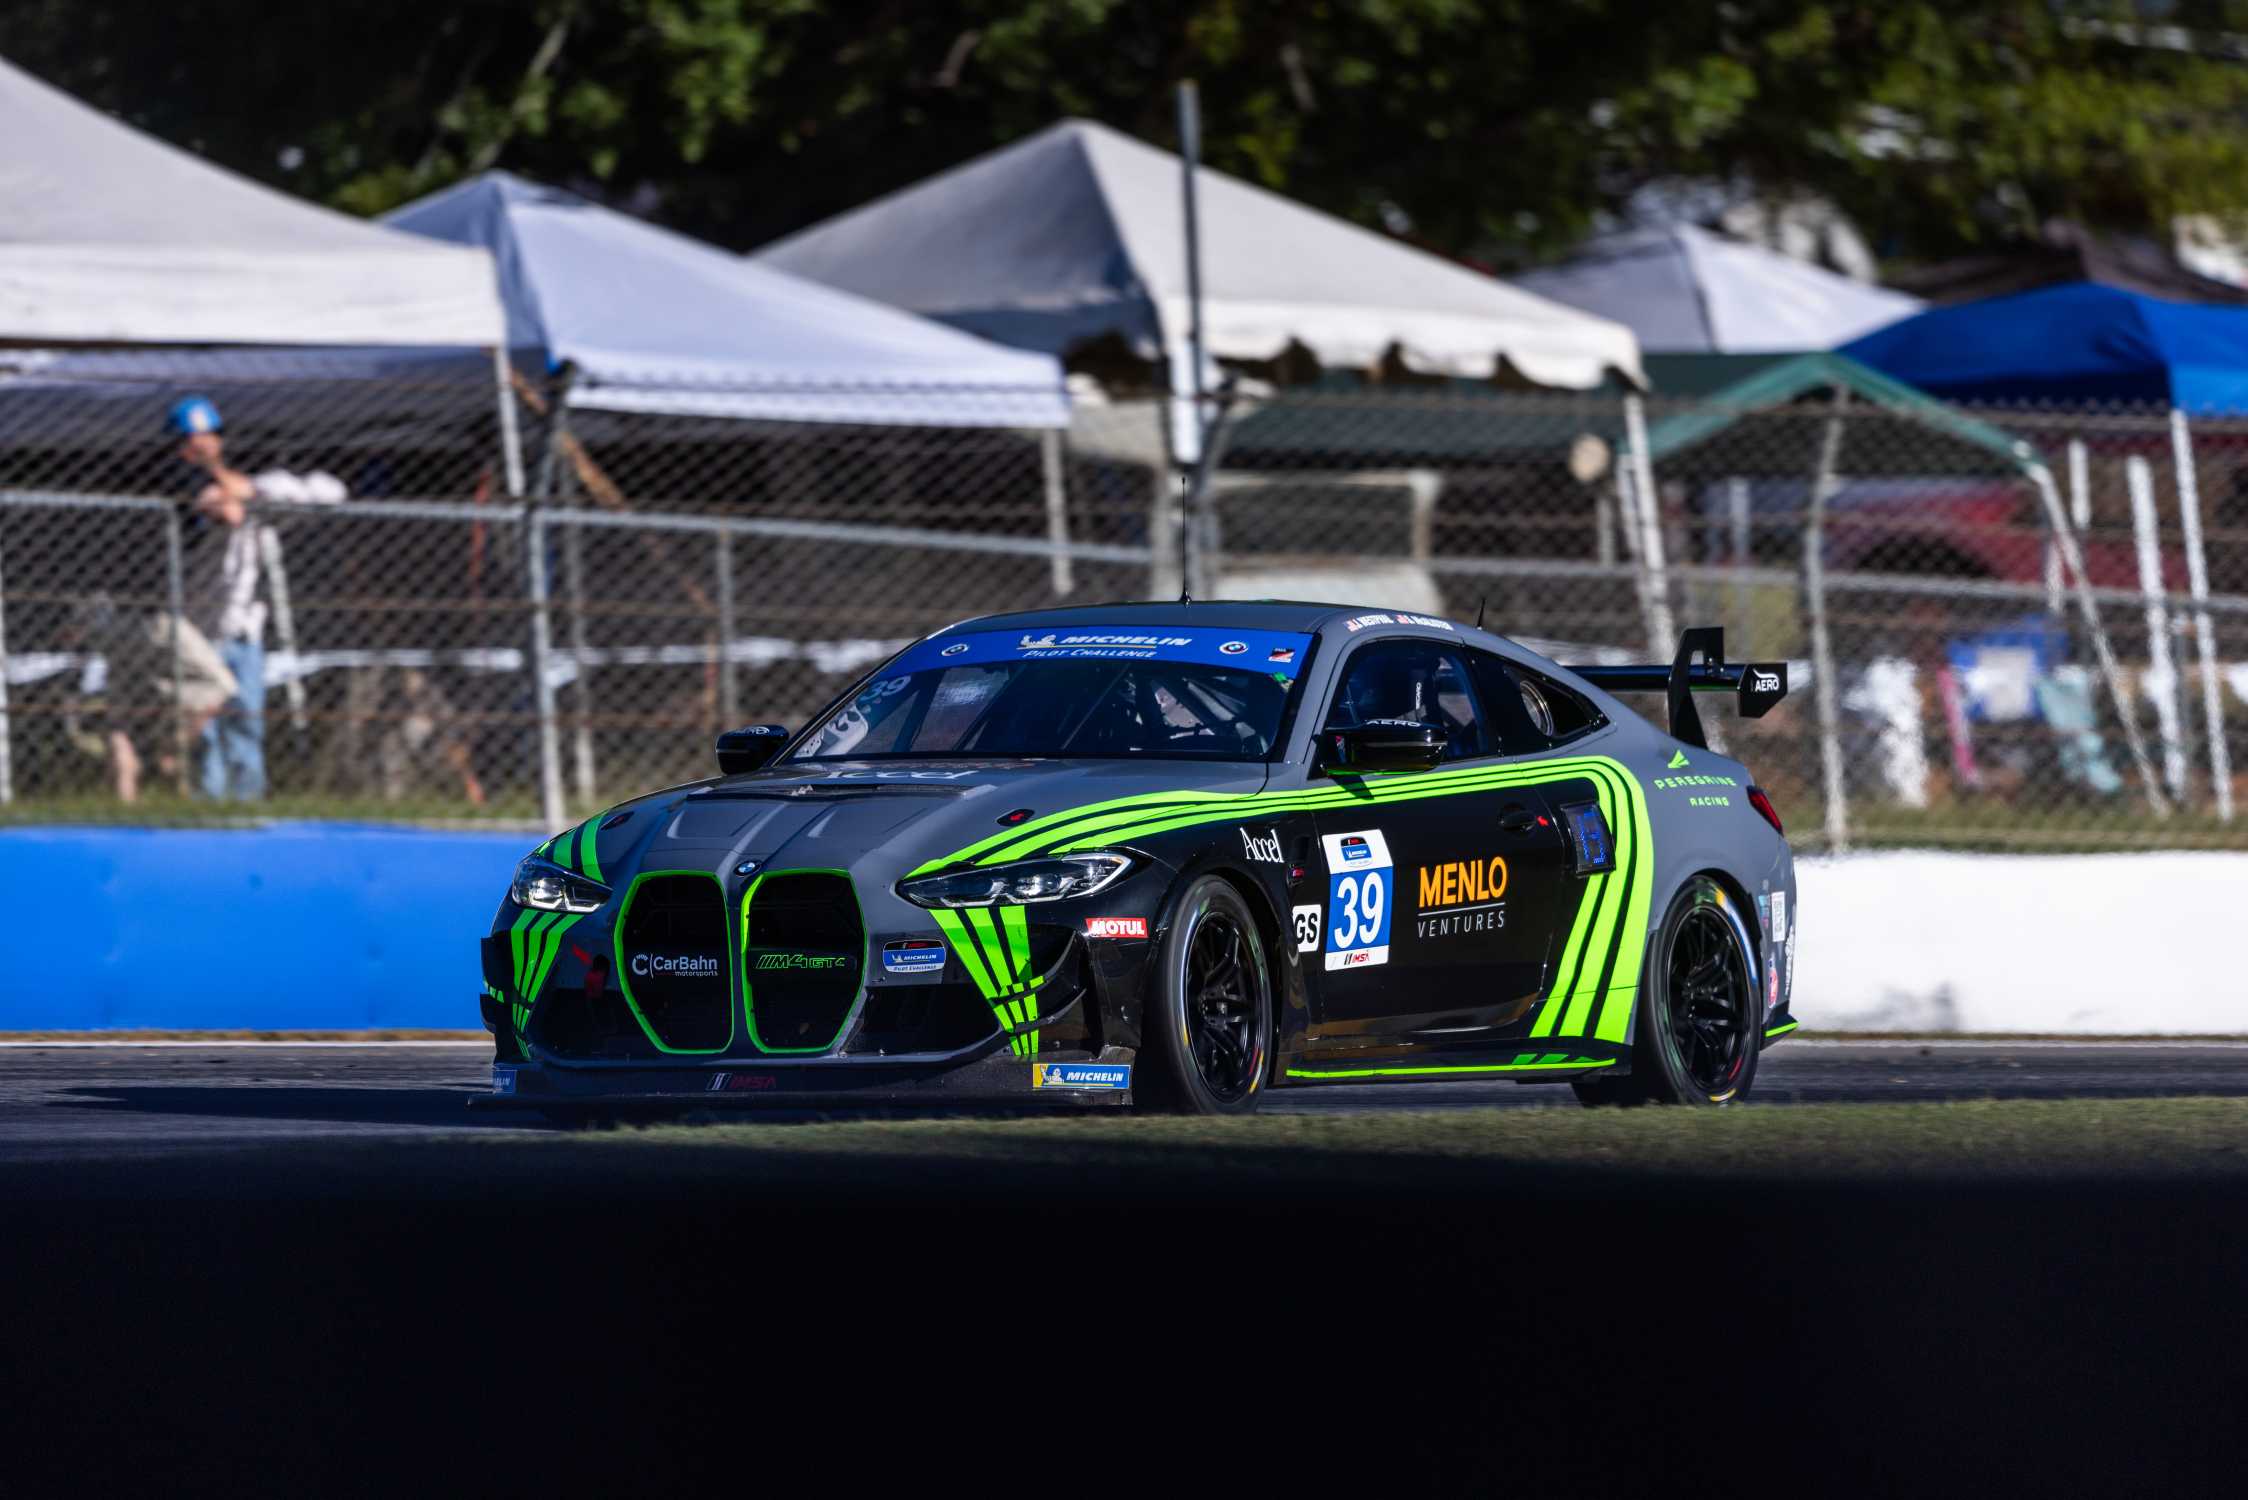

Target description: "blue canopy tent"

left=1843, top=281, right=2248, bottom=413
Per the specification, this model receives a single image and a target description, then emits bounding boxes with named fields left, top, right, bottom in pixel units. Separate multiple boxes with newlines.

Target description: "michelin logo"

left=491, top=1066, right=518, bottom=1095
left=1031, top=1062, right=1132, bottom=1091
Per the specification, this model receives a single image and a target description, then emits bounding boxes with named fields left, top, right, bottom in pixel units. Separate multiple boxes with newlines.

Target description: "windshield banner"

left=888, top=626, right=1315, bottom=680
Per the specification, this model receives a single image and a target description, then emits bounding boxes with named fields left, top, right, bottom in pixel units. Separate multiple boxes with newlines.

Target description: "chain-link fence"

left=3, top=350, right=2243, bottom=851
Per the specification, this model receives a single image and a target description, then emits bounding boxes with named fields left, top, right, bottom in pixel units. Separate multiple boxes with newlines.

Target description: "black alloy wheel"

left=1665, top=900, right=1755, bottom=1099
left=1573, top=874, right=1761, bottom=1107
left=1138, top=876, right=1273, bottom=1113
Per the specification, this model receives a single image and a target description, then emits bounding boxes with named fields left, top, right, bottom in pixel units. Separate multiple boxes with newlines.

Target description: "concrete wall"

left=0, top=825, right=520, bottom=1029
left=1796, top=851, right=2247, bottom=1034
left=3, top=827, right=2240, bottom=1032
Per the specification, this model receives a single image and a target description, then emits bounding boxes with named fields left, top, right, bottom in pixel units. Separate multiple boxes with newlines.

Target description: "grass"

left=560, top=1095, right=2248, bottom=1183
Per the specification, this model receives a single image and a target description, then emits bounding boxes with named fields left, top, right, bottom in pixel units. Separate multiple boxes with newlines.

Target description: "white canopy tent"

left=756, top=119, right=1643, bottom=397
left=384, top=172, right=1068, bottom=429
left=0, top=55, right=503, bottom=347
left=1513, top=223, right=1922, bottom=354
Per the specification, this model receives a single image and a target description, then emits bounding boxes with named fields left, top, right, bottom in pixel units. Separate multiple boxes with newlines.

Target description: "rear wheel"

left=1573, top=875, right=1760, bottom=1107
left=1135, top=876, right=1272, bottom=1114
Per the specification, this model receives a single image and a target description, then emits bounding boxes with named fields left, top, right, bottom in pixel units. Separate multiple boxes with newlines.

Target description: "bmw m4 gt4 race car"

left=477, top=602, right=1799, bottom=1115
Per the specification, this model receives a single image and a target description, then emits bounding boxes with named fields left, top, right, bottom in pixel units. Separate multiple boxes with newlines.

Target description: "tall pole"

left=2171, top=409, right=2233, bottom=820
left=2125, top=456, right=2185, bottom=798
left=1176, top=80, right=1209, bottom=595
left=1804, top=393, right=1850, bottom=853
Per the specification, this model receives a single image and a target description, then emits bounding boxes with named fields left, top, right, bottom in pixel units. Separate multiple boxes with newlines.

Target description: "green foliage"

left=8, top=0, right=2248, bottom=264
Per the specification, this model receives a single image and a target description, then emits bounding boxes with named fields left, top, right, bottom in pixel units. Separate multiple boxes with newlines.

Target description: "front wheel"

left=1573, top=874, right=1761, bottom=1107
left=1135, top=876, right=1273, bottom=1114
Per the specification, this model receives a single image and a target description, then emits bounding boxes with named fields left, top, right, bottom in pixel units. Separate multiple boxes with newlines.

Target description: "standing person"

left=168, top=396, right=268, bottom=800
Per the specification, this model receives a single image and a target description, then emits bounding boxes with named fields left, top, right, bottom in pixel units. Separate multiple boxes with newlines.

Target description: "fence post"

left=163, top=507, right=190, bottom=796
left=1803, top=393, right=1850, bottom=853
left=0, top=530, right=10, bottom=805
left=1041, top=430, right=1075, bottom=597
left=1620, top=394, right=1675, bottom=654
left=492, top=346, right=527, bottom=500
left=2026, top=462, right=2169, bottom=816
left=523, top=506, right=566, bottom=830
left=1727, top=476, right=1753, bottom=652
left=562, top=517, right=596, bottom=810
left=2125, top=455, right=2186, bottom=797
left=714, top=521, right=739, bottom=729
left=2171, top=409, right=2233, bottom=821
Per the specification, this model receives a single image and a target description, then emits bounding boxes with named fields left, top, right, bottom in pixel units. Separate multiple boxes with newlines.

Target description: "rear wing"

left=1568, top=628, right=1786, bottom=750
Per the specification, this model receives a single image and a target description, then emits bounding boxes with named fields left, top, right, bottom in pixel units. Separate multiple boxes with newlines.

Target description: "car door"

left=1306, top=636, right=1573, bottom=1045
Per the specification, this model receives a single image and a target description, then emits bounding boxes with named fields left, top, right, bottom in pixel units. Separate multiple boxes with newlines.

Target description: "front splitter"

left=468, top=1048, right=1134, bottom=1113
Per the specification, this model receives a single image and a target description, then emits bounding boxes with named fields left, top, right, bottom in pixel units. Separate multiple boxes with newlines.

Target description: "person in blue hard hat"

left=168, top=395, right=268, bottom=800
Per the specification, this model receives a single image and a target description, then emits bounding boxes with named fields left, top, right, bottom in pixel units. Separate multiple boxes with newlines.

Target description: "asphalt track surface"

left=0, top=1038, right=2230, bottom=1160
left=10, top=1037, right=2247, bottom=1491
left=3, top=1036, right=2247, bottom=1162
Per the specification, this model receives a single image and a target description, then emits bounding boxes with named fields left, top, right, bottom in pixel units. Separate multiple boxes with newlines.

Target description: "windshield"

left=786, top=625, right=1312, bottom=762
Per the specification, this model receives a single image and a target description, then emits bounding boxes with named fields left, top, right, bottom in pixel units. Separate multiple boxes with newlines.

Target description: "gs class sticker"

left=1319, top=828, right=1393, bottom=971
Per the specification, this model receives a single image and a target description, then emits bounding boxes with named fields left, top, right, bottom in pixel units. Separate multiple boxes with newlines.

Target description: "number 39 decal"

left=1318, top=829, right=1394, bottom=971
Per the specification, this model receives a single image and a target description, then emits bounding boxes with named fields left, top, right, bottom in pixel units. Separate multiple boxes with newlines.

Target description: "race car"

left=477, top=601, right=1798, bottom=1115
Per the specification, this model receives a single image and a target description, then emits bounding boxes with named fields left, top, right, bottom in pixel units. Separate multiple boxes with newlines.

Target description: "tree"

left=8, top=1, right=2248, bottom=268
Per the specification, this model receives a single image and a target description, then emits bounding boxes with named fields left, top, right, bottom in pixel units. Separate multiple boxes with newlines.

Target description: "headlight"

left=510, top=856, right=611, bottom=914
left=896, top=853, right=1132, bottom=908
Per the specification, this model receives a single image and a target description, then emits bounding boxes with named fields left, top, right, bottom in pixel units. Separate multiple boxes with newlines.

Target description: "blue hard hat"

left=166, top=396, right=223, bottom=436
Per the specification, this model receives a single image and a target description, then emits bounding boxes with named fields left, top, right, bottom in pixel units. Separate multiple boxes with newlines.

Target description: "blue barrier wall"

left=0, top=824, right=528, bottom=1029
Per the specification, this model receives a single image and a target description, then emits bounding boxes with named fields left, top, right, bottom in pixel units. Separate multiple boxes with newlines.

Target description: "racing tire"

left=1572, top=874, right=1761, bottom=1108
left=1135, top=876, right=1273, bottom=1115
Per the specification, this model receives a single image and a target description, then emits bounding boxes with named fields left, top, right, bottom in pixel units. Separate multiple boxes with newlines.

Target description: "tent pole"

left=1803, top=392, right=1850, bottom=854
left=2125, top=456, right=2185, bottom=798
left=493, top=346, right=526, bottom=500
left=2171, top=409, right=2232, bottom=821
left=1727, top=475, right=1752, bottom=652
left=0, top=532, right=11, bottom=805
left=1621, top=394, right=1674, bottom=653
left=1041, top=429, right=1074, bottom=597
left=2027, top=462, right=2168, bottom=817
left=1176, top=81, right=1210, bottom=467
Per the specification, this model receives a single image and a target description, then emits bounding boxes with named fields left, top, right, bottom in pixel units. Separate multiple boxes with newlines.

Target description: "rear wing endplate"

left=1568, top=628, right=1787, bottom=750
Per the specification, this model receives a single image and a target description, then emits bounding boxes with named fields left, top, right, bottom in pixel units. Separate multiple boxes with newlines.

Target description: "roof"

left=756, top=119, right=1641, bottom=390
left=1513, top=224, right=1921, bottom=353
left=946, top=599, right=1368, bottom=635
left=1220, top=353, right=2031, bottom=476
left=1642, top=352, right=2035, bottom=474
left=0, top=55, right=502, bottom=346
left=384, top=171, right=1067, bottom=429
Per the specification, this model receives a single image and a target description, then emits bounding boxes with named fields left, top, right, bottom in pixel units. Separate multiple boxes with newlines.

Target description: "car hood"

left=634, top=758, right=1275, bottom=876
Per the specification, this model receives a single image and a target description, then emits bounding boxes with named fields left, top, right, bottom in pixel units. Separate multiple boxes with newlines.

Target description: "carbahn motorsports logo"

left=753, top=952, right=853, bottom=971
left=1414, top=855, right=1509, bottom=939
left=630, top=951, right=721, bottom=978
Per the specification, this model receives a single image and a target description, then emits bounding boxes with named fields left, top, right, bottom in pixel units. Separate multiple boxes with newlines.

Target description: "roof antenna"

left=1176, top=471, right=1192, bottom=603
left=1475, top=596, right=1486, bottom=629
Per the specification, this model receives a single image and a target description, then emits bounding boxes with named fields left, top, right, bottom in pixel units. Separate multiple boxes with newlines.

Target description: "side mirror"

left=1318, top=720, right=1445, bottom=774
left=716, top=724, right=790, bottom=776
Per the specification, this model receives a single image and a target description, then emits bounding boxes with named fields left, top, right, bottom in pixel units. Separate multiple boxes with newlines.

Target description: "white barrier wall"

left=1795, top=851, right=2248, bottom=1033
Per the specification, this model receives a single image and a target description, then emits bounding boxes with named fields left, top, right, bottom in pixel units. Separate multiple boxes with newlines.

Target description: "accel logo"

left=1239, top=827, right=1284, bottom=864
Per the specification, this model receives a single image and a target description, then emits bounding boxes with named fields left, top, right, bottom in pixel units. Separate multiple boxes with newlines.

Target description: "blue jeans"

left=200, top=636, right=267, bottom=800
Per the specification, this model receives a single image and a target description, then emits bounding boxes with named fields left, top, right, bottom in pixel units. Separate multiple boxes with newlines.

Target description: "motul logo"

left=1084, top=916, right=1149, bottom=939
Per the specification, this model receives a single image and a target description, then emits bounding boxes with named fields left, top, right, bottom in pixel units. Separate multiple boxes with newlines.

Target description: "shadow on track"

left=49, top=1085, right=511, bottom=1130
